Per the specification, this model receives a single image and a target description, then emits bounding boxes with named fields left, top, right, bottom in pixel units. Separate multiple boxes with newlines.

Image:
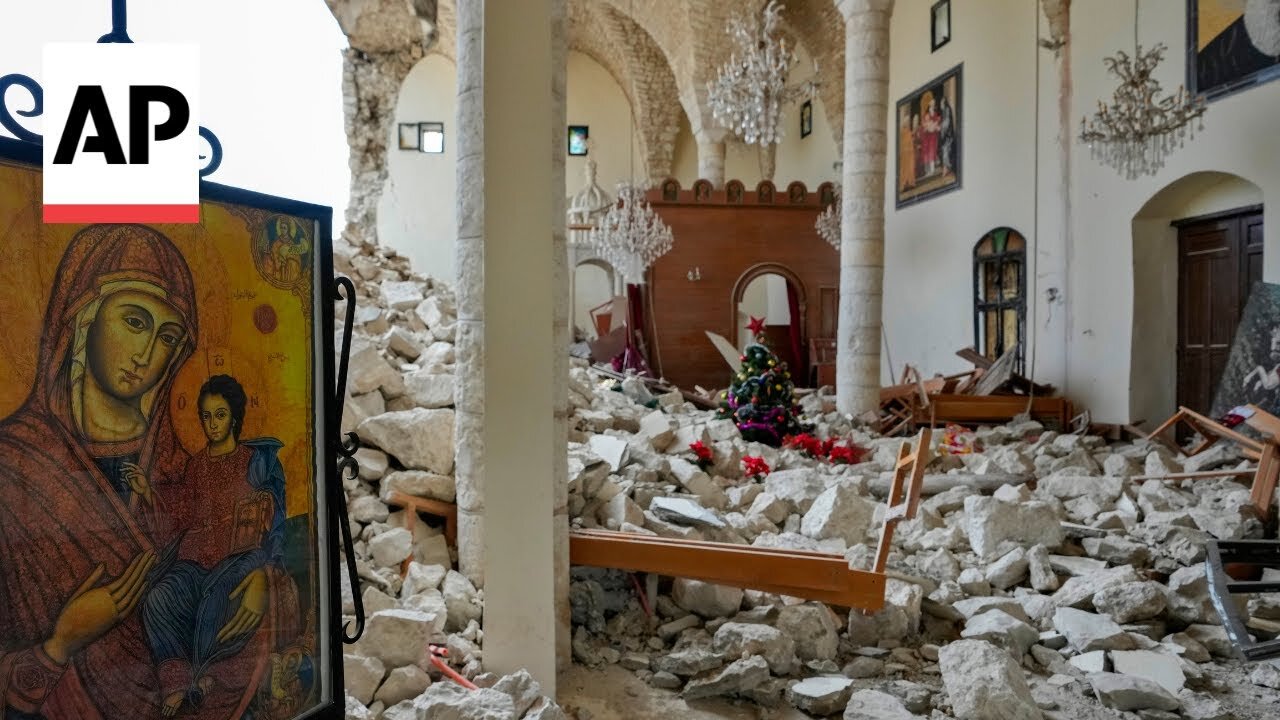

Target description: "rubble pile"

left=332, top=243, right=1280, bottom=719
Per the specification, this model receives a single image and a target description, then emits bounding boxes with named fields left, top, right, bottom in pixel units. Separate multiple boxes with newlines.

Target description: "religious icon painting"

left=1212, top=282, right=1280, bottom=423
left=896, top=63, right=962, bottom=209
left=0, top=136, right=347, bottom=720
left=1188, top=0, right=1280, bottom=101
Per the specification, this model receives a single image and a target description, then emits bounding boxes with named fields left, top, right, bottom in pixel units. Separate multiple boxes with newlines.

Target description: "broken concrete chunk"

left=380, top=469, right=456, bottom=503
left=776, top=603, right=840, bottom=661
left=965, top=495, right=1064, bottom=560
left=357, top=408, right=454, bottom=474
left=784, top=676, right=854, bottom=716
left=985, top=547, right=1029, bottom=590
left=712, top=622, right=797, bottom=675
left=938, top=639, right=1042, bottom=720
left=1053, top=607, right=1137, bottom=653
left=960, top=609, right=1040, bottom=655
left=800, top=482, right=877, bottom=545
left=1110, top=650, right=1186, bottom=695
left=682, top=656, right=769, bottom=700
left=343, top=654, right=386, bottom=705
left=672, top=578, right=743, bottom=618
left=1088, top=672, right=1181, bottom=712
left=1093, top=581, right=1167, bottom=624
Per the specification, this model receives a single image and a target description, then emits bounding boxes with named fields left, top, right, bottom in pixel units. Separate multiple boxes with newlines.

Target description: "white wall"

left=882, top=0, right=1038, bottom=386
left=1068, top=0, right=1279, bottom=422
left=880, top=0, right=1280, bottom=423
left=380, top=54, right=458, bottom=281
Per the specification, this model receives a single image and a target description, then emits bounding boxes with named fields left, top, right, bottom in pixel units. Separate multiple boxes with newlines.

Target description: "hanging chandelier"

left=589, top=183, right=674, bottom=285
left=706, top=0, right=819, bottom=146
left=1079, top=2, right=1205, bottom=180
left=815, top=185, right=840, bottom=249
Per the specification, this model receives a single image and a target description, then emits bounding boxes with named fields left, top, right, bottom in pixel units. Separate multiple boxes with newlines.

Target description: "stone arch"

left=781, top=0, right=846, bottom=150
left=730, top=262, right=808, bottom=350
left=1130, top=170, right=1265, bottom=427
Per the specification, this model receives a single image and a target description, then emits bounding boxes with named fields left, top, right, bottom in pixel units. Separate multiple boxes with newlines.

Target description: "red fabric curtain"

left=613, top=283, right=651, bottom=375
left=786, top=281, right=805, bottom=376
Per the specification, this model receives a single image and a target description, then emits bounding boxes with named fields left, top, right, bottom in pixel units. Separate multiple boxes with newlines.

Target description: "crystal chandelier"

left=815, top=185, right=840, bottom=249
left=1079, top=2, right=1206, bottom=180
left=706, top=0, right=818, bottom=146
left=589, top=183, right=674, bottom=285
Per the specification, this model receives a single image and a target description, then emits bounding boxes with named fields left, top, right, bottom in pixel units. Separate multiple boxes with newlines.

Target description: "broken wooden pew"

left=570, top=429, right=931, bottom=613
left=1144, top=405, right=1279, bottom=521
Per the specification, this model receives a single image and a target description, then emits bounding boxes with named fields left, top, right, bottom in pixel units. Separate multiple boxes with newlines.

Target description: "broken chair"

left=1205, top=539, right=1280, bottom=661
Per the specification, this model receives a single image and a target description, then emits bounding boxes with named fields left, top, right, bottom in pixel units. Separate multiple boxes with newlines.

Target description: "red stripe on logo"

left=43, top=205, right=201, bottom=224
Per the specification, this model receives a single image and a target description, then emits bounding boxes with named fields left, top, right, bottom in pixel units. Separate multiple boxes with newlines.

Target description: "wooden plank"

left=569, top=530, right=887, bottom=611
left=917, top=394, right=1071, bottom=428
left=971, top=348, right=1017, bottom=395
left=1133, top=469, right=1256, bottom=481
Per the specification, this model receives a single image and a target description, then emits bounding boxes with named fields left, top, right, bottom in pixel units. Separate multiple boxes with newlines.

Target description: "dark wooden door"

left=1176, top=208, right=1264, bottom=415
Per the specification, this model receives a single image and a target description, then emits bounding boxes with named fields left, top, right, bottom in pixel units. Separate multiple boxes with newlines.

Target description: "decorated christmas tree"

left=718, top=316, right=804, bottom=446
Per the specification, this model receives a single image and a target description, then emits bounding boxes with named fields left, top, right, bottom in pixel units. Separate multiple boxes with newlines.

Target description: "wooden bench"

left=915, top=394, right=1074, bottom=431
left=569, top=429, right=932, bottom=612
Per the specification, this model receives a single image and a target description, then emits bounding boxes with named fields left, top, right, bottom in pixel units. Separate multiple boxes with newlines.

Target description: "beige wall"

left=566, top=52, right=643, bottom=196
left=669, top=43, right=839, bottom=188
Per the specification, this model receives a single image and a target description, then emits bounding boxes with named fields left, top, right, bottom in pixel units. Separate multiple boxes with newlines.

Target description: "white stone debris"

left=334, top=244, right=1280, bottom=720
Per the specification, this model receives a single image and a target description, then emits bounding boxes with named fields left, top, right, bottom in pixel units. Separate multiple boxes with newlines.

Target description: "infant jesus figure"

left=135, top=375, right=287, bottom=716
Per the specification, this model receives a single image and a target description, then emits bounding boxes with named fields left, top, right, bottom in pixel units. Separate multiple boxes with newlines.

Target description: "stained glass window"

left=974, top=228, right=1026, bottom=373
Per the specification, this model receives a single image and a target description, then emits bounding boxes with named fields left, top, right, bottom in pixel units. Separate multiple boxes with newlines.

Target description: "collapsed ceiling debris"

left=334, top=241, right=1280, bottom=720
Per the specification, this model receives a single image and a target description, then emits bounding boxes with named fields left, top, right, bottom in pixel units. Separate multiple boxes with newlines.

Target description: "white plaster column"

left=550, top=0, right=573, bottom=671
left=455, top=0, right=558, bottom=692
left=834, top=0, right=894, bottom=416
left=695, top=129, right=727, bottom=188
left=758, top=143, right=777, bottom=183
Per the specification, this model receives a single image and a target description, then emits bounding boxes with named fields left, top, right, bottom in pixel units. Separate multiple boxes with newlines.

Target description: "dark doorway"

left=1175, top=206, right=1264, bottom=416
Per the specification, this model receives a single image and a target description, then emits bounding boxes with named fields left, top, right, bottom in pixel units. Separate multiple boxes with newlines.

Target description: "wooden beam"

left=1133, top=469, right=1256, bottom=481
left=569, top=529, right=888, bottom=611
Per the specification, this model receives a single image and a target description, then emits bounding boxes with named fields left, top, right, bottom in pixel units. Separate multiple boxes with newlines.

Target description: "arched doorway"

left=573, top=259, right=618, bottom=339
left=731, top=264, right=807, bottom=381
left=1131, top=171, right=1264, bottom=426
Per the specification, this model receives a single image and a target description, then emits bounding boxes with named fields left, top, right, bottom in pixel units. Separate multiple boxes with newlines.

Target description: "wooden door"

left=1176, top=208, right=1264, bottom=415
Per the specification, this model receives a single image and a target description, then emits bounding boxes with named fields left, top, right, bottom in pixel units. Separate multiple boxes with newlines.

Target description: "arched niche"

left=730, top=263, right=807, bottom=373
left=1130, top=170, right=1264, bottom=428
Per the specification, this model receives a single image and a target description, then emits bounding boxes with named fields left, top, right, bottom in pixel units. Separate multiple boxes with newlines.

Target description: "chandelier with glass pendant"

left=815, top=185, right=840, bottom=250
left=706, top=0, right=819, bottom=146
left=589, top=184, right=673, bottom=285
left=1079, top=0, right=1206, bottom=180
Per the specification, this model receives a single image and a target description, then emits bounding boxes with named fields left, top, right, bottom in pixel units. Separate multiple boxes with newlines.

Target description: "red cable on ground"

left=427, top=644, right=479, bottom=690
left=630, top=572, right=653, bottom=617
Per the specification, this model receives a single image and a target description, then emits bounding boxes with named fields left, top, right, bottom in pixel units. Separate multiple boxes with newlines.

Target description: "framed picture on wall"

left=931, top=0, right=951, bottom=52
left=397, top=122, right=419, bottom=150
left=568, top=125, right=589, bottom=156
left=0, top=135, right=348, bottom=720
left=1187, top=0, right=1280, bottom=101
left=800, top=100, right=813, bottom=138
left=896, top=63, right=962, bottom=209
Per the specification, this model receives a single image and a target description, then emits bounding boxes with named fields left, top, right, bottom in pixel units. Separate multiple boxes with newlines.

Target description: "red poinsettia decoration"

left=689, top=440, right=713, bottom=470
left=784, top=433, right=826, bottom=458
left=742, top=455, right=771, bottom=480
left=828, top=444, right=868, bottom=465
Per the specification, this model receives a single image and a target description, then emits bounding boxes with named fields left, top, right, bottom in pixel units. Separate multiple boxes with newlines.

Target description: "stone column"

left=695, top=129, right=727, bottom=188
left=454, top=0, right=486, bottom=587
left=758, top=143, right=777, bottom=183
left=834, top=0, right=894, bottom=416
left=550, top=0, right=573, bottom=671
left=454, top=0, right=558, bottom=691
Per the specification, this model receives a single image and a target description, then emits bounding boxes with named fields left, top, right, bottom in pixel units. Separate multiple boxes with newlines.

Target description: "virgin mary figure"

left=0, top=224, right=287, bottom=720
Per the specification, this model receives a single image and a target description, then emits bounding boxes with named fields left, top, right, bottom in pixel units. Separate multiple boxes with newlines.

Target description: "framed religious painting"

left=1213, top=282, right=1280, bottom=422
left=1188, top=0, right=1280, bottom=102
left=0, top=135, right=349, bottom=720
left=896, top=63, right=962, bottom=209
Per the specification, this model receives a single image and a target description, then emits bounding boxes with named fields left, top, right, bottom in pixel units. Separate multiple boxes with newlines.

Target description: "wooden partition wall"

left=641, top=178, right=840, bottom=392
